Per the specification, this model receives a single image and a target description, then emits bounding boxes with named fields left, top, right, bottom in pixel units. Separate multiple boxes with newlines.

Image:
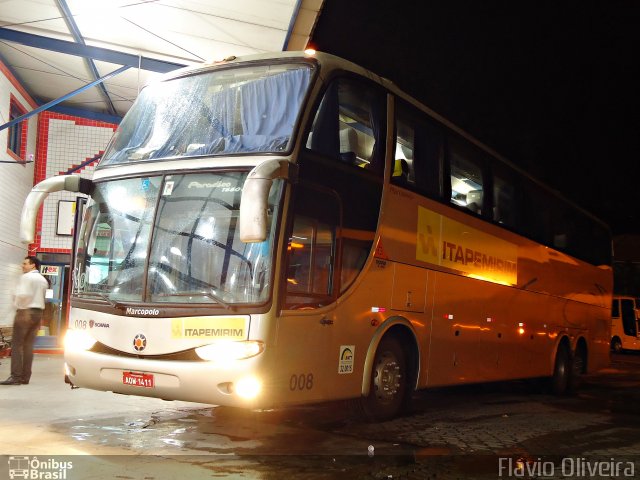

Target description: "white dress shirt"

left=14, top=269, right=49, bottom=310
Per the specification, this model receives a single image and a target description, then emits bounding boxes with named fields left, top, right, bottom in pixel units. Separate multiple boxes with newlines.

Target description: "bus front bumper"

left=64, top=349, right=272, bottom=408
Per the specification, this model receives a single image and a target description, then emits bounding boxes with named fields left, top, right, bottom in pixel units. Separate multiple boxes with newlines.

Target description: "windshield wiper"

left=77, top=292, right=123, bottom=309
left=157, top=291, right=234, bottom=311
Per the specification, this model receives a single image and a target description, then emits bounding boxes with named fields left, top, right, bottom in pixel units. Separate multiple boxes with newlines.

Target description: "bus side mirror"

left=240, top=159, right=297, bottom=243
left=20, top=175, right=93, bottom=244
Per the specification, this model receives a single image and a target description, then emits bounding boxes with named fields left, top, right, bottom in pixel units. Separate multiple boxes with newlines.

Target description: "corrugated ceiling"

left=0, top=0, right=324, bottom=120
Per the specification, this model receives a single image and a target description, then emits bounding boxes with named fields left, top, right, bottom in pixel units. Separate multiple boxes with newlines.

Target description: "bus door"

left=274, top=75, right=386, bottom=402
left=276, top=184, right=341, bottom=402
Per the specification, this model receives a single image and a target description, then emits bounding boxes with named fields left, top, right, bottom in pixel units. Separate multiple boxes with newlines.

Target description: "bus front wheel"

left=362, top=336, right=407, bottom=421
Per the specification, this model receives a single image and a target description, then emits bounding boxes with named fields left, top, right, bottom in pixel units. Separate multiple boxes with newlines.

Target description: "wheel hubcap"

left=373, top=352, right=402, bottom=402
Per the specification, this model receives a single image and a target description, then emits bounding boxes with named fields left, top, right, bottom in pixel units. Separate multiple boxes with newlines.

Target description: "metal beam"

left=282, top=0, right=304, bottom=51
left=0, top=65, right=130, bottom=132
left=0, top=27, right=185, bottom=73
left=55, top=0, right=117, bottom=116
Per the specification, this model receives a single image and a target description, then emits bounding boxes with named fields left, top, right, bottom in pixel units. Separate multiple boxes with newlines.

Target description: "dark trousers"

left=10, top=308, right=43, bottom=382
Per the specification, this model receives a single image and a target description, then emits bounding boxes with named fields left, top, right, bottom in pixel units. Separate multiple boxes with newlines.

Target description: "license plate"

left=122, top=371, right=154, bottom=388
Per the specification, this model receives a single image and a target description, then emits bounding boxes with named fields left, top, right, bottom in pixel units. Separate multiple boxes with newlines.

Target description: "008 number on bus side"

left=289, top=373, right=314, bottom=391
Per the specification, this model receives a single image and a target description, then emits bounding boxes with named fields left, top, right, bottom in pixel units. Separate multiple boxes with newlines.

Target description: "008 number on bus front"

left=289, top=373, right=314, bottom=391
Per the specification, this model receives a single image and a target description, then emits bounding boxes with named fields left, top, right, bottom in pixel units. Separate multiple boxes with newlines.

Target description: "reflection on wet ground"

left=48, top=355, right=640, bottom=479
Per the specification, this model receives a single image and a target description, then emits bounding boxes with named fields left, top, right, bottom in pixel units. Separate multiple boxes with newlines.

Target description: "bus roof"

left=131, top=50, right=610, bottom=230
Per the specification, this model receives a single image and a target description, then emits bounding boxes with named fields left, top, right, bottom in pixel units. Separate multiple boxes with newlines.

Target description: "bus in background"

left=20, top=51, right=612, bottom=420
left=611, top=296, right=640, bottom=352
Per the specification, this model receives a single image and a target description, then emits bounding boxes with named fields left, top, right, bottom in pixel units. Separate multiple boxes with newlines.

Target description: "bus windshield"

left=73, top=172, right=282, bottom=306
left=99, top=63, right=313, bottom=166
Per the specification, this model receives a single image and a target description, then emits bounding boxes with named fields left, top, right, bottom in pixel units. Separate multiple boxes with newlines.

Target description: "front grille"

left=89, top=341, right=203, bottom=361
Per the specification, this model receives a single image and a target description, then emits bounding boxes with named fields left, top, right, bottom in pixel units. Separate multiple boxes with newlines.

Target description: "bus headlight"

left=64, top=329, right=97, bottom=351
left=195, top=340, right=264, bottom=362
left=235, top=376, right=262, bottom=399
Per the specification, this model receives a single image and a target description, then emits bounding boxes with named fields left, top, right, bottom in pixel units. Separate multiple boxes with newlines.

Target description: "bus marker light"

left=444, top=314, right=454, bottom=320
left=235, top=377, right=262, bottom=399
left=371, top=307, right=386, bottom=313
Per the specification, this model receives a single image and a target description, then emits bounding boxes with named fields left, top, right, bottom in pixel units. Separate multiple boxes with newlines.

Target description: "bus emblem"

left=133, top=334, right=147, bottom=352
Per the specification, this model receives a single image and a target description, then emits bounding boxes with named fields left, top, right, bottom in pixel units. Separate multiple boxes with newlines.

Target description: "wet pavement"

left=1, top=353, right=639, bottom=479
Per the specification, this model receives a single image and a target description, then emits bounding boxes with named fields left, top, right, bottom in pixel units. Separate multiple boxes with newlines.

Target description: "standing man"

left=1, top=256, right=48, bottom=385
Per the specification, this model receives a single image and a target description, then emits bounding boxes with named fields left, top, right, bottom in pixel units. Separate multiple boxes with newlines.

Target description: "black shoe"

left=0, top=377, right=23, bottom=385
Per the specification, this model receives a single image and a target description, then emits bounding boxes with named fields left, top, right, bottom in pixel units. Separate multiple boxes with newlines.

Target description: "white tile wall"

left=0, top=62, right=116, bottom=326
left=0, top=66, right=38, bottom=327
left=40, top=119, right=114, bottom=250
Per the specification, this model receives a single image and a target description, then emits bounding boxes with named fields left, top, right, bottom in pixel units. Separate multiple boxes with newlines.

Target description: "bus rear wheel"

left=361, top=336, right=407, bottom=421
left=551, top=343, right=572, bottom=395
left=569, top=343, right=587, bottom=392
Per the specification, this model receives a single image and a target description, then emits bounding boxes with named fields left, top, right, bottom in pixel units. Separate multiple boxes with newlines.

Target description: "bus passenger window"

left=493, top=175, right=516, bottom=227
left=393, top=100, right=444, bottom=196
left=306, top=78, right=386, bottom=174
left=449, top=146, right=484, bottom=215
left=392, top=113, right=414, bottom=187
left=621, top=299, right=638, bottom=337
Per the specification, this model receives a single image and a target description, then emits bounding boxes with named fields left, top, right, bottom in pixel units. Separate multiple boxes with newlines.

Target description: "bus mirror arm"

left=20, top=175, right=93, bottom=244
left=240, top=159, right=297, bottom=243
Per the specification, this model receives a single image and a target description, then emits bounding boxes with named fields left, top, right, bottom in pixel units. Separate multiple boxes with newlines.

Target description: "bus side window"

left=393, top=105, right=415, bottom=188
left=519, top=179, right=552, bottom=245
left=448, top=135, right=485, bottom=215
left=306, top=78, right=386, bottom=175
left=493, top=173, right=516, bottom=228
left=286, top=216, right=334, bottom=298
left=284, top=184, right=341, bottom=309
left=621, top=299, right=638, bottom=337
left=393, top=100, right=443, bottom=197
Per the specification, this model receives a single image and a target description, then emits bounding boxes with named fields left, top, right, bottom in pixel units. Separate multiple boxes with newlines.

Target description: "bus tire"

left=551, top=343, right=571, bottom=396
left=361, top=336, right=407, bottom=421
left=569, top=342, right=587, bottom=392
left=611, top=337, right=623, bottom=353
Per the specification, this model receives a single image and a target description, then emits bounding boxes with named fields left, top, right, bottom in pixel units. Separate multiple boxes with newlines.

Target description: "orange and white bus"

left=20, top=51, right=612, bottom=420
left=611, top=296, right=640, bottom=352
